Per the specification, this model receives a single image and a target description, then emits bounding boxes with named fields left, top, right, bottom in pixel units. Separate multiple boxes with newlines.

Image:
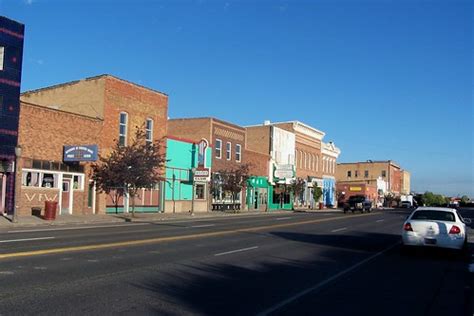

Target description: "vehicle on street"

left=401, top=207, right=470, bottom=252
left=400, top=201, right=412, bottom=208
left=343, top=195, right=372, bottom=213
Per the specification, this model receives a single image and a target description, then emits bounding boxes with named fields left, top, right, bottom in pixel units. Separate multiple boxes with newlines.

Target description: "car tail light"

left=449, top=225, right=461, bottom=234
left=404, top=223, right=413, bottom=232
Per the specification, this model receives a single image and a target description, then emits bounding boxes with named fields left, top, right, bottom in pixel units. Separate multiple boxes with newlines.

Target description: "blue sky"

left=2, top=0, right=473, bottom=197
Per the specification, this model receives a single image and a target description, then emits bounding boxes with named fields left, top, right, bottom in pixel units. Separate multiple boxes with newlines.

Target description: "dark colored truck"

left=343, top=195, right=373, bottom=213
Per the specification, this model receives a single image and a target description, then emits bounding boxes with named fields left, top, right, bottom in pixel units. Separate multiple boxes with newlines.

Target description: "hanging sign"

left=63, top=145, right=98, bottom=162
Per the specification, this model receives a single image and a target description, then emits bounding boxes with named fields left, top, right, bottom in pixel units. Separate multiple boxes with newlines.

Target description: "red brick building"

left=17, top=75, right=168, bottom=215
left=168, top=117, right=249, bottom=209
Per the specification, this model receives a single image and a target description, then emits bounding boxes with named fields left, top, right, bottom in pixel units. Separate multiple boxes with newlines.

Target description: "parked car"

left=400, top=201, right=412, bottom=208
left=343, top=195, right=372, bottom=213
left=401, top=207, right=470, bottom=252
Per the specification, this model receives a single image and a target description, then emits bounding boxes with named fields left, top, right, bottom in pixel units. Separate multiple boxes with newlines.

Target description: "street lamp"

left=13, top=145, right=22, bottom=223
left=191, top=167, right=196, bottom=215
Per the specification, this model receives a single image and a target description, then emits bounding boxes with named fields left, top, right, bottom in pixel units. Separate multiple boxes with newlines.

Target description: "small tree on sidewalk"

left=91, top=127, right=167, bottom=217
left=217, top=163, right=251, bottom=212
left=289, top=178, right=306, bottom=208
left=312, top=185, right=323, bottom=209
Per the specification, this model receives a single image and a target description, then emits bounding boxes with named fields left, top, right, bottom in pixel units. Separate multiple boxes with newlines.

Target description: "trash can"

left=43, top=201, right=58, bottom=220
left=31, top=207, right=42, bottom=217
left=319, top=202, right=323, bottom=210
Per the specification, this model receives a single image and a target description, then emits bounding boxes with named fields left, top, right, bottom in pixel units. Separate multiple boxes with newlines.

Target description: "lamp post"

left=13, top=145, right=22, bottom=223
left=191, top=167, right=196, bottom=215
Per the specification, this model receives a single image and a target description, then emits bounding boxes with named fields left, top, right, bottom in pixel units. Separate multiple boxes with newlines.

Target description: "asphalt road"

left=0, top=208, right=472, bottom=316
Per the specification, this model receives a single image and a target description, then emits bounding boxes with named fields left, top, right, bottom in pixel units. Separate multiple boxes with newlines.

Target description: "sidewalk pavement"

left=0, top=207, right=343, bottom=229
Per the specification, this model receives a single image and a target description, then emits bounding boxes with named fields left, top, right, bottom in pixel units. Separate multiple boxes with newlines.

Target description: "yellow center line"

left=0, top=212, right=378, bottom=260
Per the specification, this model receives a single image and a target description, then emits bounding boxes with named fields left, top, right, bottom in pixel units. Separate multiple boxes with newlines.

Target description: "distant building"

left=0, top=16, right=24, bottom=216
left=400, top=170, right=411, bottom=195
left=336, top=160, right=408, bottom=205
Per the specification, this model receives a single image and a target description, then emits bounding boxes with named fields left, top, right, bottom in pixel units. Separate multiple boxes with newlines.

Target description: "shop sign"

left=193, top=167, right=210, bottom=182
left=248, top=176, right=268, bottom=188
left=63, top=145, right=98, bottom=162
left=350, top=186, right=362, bottom=192
left=274, top=164, right=294, bottom=179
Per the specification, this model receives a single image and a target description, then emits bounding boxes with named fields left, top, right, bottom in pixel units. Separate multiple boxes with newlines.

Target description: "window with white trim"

left=145, top=118, right=153, bottom=144
left=215, top=139, right=222, bottom=159
left=0, top=46, right=4, bottom=71
left=226, top=142, right=231, bottom=160
left=119, top=112, right=128, bottom=146
left=236, top=144, right=241, bottom=162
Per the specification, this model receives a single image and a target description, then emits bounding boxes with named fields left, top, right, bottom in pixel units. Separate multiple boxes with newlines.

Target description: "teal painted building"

left=164, top=137, right=212, bottom=213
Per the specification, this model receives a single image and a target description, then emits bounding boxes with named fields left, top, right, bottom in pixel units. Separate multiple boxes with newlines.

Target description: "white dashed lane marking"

left=331, top=227, right=347, bottom=233
left=0, top=237, right=55, bottom=243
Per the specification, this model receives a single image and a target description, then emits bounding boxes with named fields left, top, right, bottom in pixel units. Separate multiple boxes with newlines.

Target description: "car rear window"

left=411, top=210, right=455, bottom=222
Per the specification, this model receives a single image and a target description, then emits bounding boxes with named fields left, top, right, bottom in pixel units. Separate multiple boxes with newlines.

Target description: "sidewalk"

left=0, top=207, right=342, bottom=229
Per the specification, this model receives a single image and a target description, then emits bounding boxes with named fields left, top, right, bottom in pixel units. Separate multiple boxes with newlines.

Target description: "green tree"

left=217, top=163, right=251, bottom=212
left=92, top=127, right=167, bottom=217
left=289, top=178, right=306, bottom=207
left=312, top=185, right=323, bottom=209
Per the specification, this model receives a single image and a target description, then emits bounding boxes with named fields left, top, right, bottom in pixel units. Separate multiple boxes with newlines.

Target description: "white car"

left=401, top=207, right=470, bottom=251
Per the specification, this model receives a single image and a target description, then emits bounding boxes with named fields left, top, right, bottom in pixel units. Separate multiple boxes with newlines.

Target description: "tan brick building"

left=401, top=170, right=411, bottom=195
left=17, top=75, right=168, bottom=215
left=336, top=160, right=406, bottom=204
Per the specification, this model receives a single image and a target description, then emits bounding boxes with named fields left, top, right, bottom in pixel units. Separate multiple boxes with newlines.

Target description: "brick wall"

left=246, top=125, right=271, bottom=155
left=16, top=102, right=102, bottom=215
left=244, top=149, right=269, bottom=177
left=168, top=118, right=212, bottom=144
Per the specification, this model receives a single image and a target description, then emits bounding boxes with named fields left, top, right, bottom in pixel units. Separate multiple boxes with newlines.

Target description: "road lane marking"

left=275, top=217, right=292, bottom=221
left=215, top=246, right=259, bottom=257
left=7, top=223, right=150, bottom=234
left=0, top=212, right=378, bottom=260
left=0, top=237, right=55, bottom=243
left=376, top=219, right=385, bottom=223
left=190, top=224, right=215, bottom=228
left=257, top=242, right=400, bottom=316
left=331, top=227, right=347, bottom=233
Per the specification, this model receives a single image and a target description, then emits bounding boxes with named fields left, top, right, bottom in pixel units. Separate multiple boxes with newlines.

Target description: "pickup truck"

left=343, top=195, right=373, bottom=213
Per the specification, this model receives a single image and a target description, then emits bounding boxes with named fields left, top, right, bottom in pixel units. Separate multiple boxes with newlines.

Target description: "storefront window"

left=41, top=173, right=56, bottom=188
left=22, top=171, right=40, bottom=187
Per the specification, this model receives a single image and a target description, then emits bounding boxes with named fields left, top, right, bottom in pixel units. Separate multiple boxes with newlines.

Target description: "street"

left=0, top=208, right=472, bottom=316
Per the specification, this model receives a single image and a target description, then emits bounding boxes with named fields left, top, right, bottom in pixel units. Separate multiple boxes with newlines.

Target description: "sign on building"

left=197, top=138, right=209, bottom=167
left=63, top=145, right=98, bottom=162
left=193, top=167, right=210, bottom=182
left=274, top=164, right=294, bottom=180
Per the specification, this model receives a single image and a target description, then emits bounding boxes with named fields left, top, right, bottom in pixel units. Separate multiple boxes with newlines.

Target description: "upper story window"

left=236, top=144, right=242, bottom=162
left=347, top=171, right=351, bottom=178
left=364, top=170, right=369, bottom=178
left=145, top=118, right=153, bottom=144
left=119, top=112, right=128, bottom=146
left=0, top=46, right=4, bottom=71
left=226, top=142, right=231, bottom=160
left=381, top=170, right=387, bottom=177
left=355, top=170, right=359, bottom=178
left=215, top=139, right=222, bottom=159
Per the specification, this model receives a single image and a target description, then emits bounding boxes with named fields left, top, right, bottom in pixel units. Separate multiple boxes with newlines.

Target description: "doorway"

left=61, top=178, right=72, bottom=215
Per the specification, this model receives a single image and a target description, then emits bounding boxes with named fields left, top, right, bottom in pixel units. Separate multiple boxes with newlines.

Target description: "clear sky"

left=2, top=0, right=473, bottom=197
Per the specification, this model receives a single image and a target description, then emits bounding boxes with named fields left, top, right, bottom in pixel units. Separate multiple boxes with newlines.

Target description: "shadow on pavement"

left=133, top=231, right=402, bottom=315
